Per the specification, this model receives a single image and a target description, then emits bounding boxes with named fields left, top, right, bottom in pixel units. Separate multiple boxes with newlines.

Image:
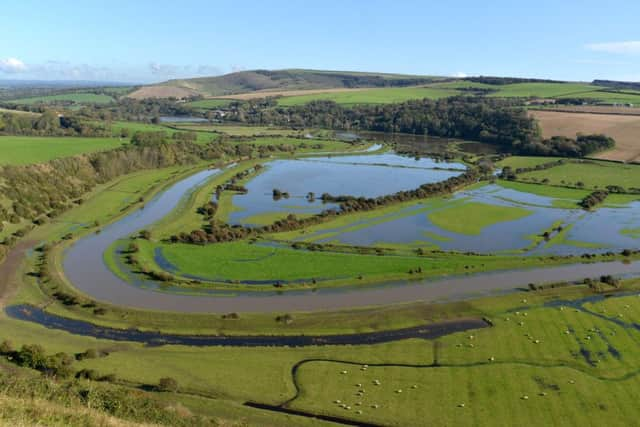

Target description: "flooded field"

left=302, top=184, right=640, bottom=255
left=227, top=153, right=466, bottom=225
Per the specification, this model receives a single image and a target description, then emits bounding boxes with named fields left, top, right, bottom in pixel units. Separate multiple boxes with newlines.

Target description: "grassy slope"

left=428, top=201, right=532, bottom=235
left=160, top=69, right=437, bottom=97
left=0, top=136, right=125, bottom=165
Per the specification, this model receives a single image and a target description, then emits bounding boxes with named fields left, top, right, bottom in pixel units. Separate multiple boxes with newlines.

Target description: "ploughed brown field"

left=535, top=105, right=640, bottom=116
left=530, top=109, right=640, bottom=163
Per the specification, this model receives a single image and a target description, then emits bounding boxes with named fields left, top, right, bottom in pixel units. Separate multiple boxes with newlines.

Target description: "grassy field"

left=489, top=83, right=602, bottom=98
left=7, top=92, right=114, bottom=105
left=136, top=238, right=603, bottom=289
left=287, top=285, right=640, bottom=426
left=0, top=136, right=125, bottom=165
left=184, top=98, right=233, bottom=109
left=529, top=110, right=640, bottom=163
left=110, top=120, right=218, bottom=145
left=558, top=90, right=640, bottom=105
left=277, top=86, right=459, bottom=106
left=516, top=160, right=640, bottom=191
left=427, top=201, right=532, bottom=235
left=171, top=123, right=314, bottom=137
left=497, top=156, right=564, bottom=170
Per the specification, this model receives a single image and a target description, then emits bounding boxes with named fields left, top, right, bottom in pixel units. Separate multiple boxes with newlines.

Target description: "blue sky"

left=1, top=0, right=639, bottom=83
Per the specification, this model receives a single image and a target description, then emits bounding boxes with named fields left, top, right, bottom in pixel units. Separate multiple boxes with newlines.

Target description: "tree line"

left=224, top=97, right=614, bottom=157
left=170, top=169, right=481, bottom=245
left=0, top=110, right=111, bottom=137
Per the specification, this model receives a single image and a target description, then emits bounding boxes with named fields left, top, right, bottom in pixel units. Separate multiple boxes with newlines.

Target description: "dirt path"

left=0, top=240, right=35, bottom=308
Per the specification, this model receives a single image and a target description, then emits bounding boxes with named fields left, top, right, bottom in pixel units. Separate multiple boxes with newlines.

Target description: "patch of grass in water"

left=428, top=202, right=533, bottom=235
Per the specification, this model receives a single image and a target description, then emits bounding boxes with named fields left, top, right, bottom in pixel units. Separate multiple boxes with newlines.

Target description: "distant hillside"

left=593, top=80, right=640, bottom=91
left=129, top=69, right=442, bottom=99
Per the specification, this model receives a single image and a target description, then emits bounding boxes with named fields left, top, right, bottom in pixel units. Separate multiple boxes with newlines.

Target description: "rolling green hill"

left=132, top=69, right=444, bottom=98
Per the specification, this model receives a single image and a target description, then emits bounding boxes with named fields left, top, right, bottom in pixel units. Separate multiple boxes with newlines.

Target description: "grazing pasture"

left=290, top=290, right=640, bottom=426
left=530, top=110, right=640, bottom=163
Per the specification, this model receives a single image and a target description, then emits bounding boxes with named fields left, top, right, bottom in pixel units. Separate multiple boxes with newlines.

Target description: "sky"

left=1, top=0, right=639, bottom=84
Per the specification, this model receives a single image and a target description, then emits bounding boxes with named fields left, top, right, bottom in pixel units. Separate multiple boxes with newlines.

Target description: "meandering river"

left=57, top=158, right=640, bottom=313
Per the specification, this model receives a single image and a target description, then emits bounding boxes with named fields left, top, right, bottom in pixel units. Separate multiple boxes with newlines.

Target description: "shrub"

left=157, top=377, right=179, bottom=392
left=0, top=339, right=14, bottom=354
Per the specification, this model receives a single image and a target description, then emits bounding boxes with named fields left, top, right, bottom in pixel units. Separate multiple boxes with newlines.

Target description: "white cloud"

left=149, top=62, right=223, bottom=78
left=452, top=72, right=468, bottom=78
left=0, top=57, right=27, bottom=73
left=585, top=41, right=640, bottom=55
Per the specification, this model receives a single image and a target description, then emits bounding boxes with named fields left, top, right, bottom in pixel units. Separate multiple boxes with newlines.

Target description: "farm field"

left=530, top=110, right=640, bottom=163
left=488, top=82, right=603, bottom=98
left=534, top=105, right=640, bottom=115
left=6, top=92, right=114, bottom=105
left=276, top=86, right=459, bottom=106
left=110, top=120, right=219, bottom=144
left=517, top=160, right=640, bottom=190
left=0, top=136, right=124, bottom=165
left=497, top=156, right=564, bottom=170
left=171, top=123, right=316, bottom=137
left=184, top=98, right=232, bottom=109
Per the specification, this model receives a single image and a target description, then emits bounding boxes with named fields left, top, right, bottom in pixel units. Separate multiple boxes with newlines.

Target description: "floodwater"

left=60, top=162, right=640, bottom=313
left=338, top=130, right=503, bottom=154
left=228, top=153, right=466, bottom=225
left=306, top=184, right=640, bottom=255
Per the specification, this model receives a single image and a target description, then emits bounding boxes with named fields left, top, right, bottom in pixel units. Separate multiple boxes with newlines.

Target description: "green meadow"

left=488, top=82, right=603, bottom=98
left=0, top=136, right=124, bottom=165
left=428, top=201, right=532, bottom=235
left=277, top=86, right=460, bottom=106
left=517, top=160, right=640, bottom=190
left=7, top=92, right=114, bottom=105
left=184, top=98, right=233, bottom=109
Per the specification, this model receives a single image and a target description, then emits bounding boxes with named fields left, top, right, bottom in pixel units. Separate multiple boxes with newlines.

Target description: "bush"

left=16, top=344, right=47, bottom=369
left=0, top=339, right=14, bottom=354
left=157, top=377, right=179, bottom=392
